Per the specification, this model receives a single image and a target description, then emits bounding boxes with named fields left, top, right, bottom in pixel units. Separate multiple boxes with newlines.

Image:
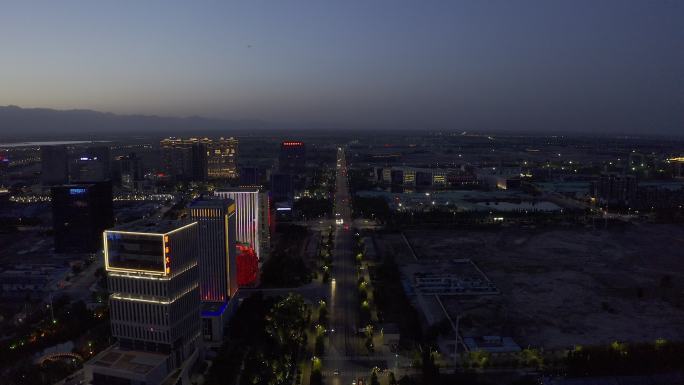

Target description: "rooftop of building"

left=106, top=219, right=195, bottom=235
left=281, top=141, right=305, bottom=147
left=215, top=187, right=261, bottom=193
left=188, top=198, right=234, bottom=209
left=160, top=137, right=211, bottom=144
left=463, top=336, right=521, bottom=353
left=89, top=345, right=168, bottom=375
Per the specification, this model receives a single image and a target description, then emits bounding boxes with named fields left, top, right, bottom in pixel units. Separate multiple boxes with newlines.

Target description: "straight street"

left=325, top=147, right=367, bottom=385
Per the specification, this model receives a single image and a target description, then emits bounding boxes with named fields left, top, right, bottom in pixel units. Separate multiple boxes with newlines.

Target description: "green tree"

left=421, top=348, right=439, bottom=383
left=465, top=350, right=490, bottom=369
left=315, top=335, right=325, bottom=356
left=310, top=370, right=323, bottom=385
left=517, top=347, right=543, bottom=369
left=398, top=375, right=418, bottom=385
left=370, top=371, right=380, bottom=385
left=389, top=372, right=398, bottom=385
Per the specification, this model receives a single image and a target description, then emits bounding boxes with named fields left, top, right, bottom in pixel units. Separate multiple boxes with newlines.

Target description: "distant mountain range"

left=0, top=105, right=287, bottom=140
left=2, top=105, right=680, bottom=140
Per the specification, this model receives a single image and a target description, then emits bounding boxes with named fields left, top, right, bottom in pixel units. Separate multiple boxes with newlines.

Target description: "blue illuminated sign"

left=201, top=301, right=229, bottom=317
left=69, top=188, right=87, bottom=195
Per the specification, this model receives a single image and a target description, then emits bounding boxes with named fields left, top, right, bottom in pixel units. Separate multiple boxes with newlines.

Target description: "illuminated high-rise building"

left=85, top=220, right=201, bottom=385
left=189, top=199, right=238, bottom=301
left=592, top=173, right=638, bottom=207
left=271, top=173, right=294, bottom=203
left=51, top=182, right=113, bottom=254
left=279, top=141, right=306, bottom=174
left=670, top=157, right=684, bottom=179
left=115, top=152, right=144, bottom=190
left=189, top=198, right=238, bottom=344
left=214, top=188, right=270, bottom=261
left=207, top=137, right=238, bottom=179
left=239, top=166, right=264, bottom=187
left=160, top=137, right=209, bottom=182
left=70, top=146, right=111, bottom=182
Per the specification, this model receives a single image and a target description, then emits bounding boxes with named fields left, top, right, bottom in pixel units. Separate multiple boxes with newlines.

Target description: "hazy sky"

left=1, top=1, right=682, bottom=133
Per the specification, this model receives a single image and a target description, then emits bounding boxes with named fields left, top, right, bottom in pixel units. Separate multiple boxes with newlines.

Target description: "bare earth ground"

left=399, top=224, right=684, bottom=348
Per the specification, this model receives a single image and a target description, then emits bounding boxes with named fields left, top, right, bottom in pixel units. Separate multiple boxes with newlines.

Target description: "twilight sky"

left=1, top=1, right=683, bottom=133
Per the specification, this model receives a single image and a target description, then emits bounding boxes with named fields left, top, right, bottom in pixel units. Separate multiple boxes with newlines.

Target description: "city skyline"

left=2, top=3, right=684, bottom=385
left=1, top=1, right=683, bottom=134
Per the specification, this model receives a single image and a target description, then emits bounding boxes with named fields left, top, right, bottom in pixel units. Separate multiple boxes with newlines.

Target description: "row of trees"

left=564, top=340, right=684, bottom=376
left=459, top=340, right=684, bottom=380
left=3, top=297, right=111, bottom=385
left=1, top=296, right=106, bottom=365
left=352, top=196, right=392, bottom=223
left=293, top=197, right=333, bottom=220
left=319, top=226, right=334, bottom=283
left=371, top=255, right=423, bottom=347
left=261, top=224, right=312, bottom=287
left=205, top=294, right=310, bottom=385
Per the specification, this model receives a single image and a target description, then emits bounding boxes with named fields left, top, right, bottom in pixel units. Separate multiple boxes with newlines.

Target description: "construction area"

left=373, top=224, right=684, bottom=349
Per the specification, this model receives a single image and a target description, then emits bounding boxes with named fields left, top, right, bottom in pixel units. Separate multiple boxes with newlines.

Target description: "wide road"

left=326, top=147, right=367, bottom=385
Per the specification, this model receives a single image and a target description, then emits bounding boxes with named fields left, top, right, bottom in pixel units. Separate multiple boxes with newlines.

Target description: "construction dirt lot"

left=394, top=224, right=684, bottom=349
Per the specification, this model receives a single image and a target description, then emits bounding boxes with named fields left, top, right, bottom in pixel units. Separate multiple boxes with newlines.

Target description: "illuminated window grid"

left=190, top=205, right=230, bottom=302
left=103, top=222, right=197, bottom=276
left=110, top=283, right=199, bottom=305
left=108, top=262, right=197, bottom=283
left=215, top=190, right=261, bottom=259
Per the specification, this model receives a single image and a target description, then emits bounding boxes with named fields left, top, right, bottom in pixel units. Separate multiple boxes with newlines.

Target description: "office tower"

left=160, top=137, right=209, bottom=182
left=70, top=146, right=111, bottom=182
left=279, top=141, right=306, bottom=174
left=191, top=141, right=208, bottom=181
left=271, top=173, right=294, bottom=203
left=390, top=169, right=404, bottom=185
left=189, top=199, right=237, bottom=300
left=239, top=166, right=264, bottom=187
left=0, top=154, right=8, bottom=185
left=214, top=188, right=270, bottom=261
left=381, top=168, right=392, bottom=183
left=432, top=170, right=447, bottom=187
left=402, top=169, right=416, bottom=186
left=51, top=182, right=113, bottom=254
left=592, top=173, right=638, bottom=207
left=671, top=157, right=684, bottom=179
left=415, top=171, right=432, bottom=187
left=116, top=152, right=144, bottom=190
left=85, top=220, right=201, bottom=385
left=41, top=145, right=69, bottom=186
left=160, top=137, right=191, bottom=181
left=189, top=199, right=237, bottom=344
left=207, top=137, right=239, bottom=179
left=0, top=186, right=9, bottom=208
